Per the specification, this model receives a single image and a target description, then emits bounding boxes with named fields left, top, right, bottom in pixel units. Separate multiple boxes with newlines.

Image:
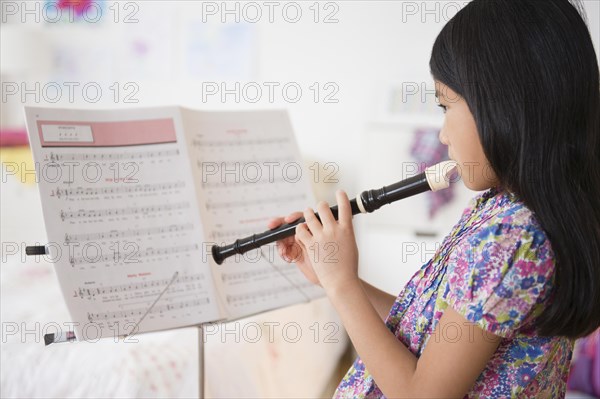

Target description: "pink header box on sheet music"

left=37, top=119, right=177, bottom=147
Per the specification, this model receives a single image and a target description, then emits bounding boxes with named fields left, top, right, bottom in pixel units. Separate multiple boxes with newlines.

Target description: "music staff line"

left=69, top=243, right=198, bottom=267
left=226, top=281, right=314, bottom=305
left=192, top=137, right=290, bottom=148
left=210, top=227, right=266, bottom=240
left=99, top=288, right=200, bottom=307
left=60, top=202, right=190, bottom=221
left=222, top=266, right=298, bottom=283
left=52, top=181, right=186, bottom=199
left=198, top=156, right=294, bottom=168
left=201, top=176, right=289, bottom=189
left=76, top=273, right=205, bottom=300
left=65, top=223, right=195, bottom=243
left=45, top=149, right=180, bottom=163
left=206, top=194, right=306, bottom=211
left=87, top=296, right=210, bottom=323
left=126, top=271, right=181, bottom=335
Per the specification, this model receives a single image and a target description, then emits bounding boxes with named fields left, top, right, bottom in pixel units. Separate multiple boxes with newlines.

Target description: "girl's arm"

left=329, top=281, right=502, bottom=398
left=295, top=191, right=503, bottom=397
left=359, top=279, right=396, bottom=321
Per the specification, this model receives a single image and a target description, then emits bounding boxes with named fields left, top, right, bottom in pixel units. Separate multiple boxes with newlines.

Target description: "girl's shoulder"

left=456, top=185, right=555, bottom=271
left=460, top=185, right=548, bottom=244
left=444, top=186, right=556, bottom=337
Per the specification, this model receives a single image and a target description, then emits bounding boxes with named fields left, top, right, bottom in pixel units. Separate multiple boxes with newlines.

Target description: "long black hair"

left=430, top=0, right=600, bottom=339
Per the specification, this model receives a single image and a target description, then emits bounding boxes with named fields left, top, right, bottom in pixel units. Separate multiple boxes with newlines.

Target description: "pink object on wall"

left=56, top=0, right=94, bottom=16
left=0, top=129, right=29, bottom=147
left=410, top=127, right=455, bottom=219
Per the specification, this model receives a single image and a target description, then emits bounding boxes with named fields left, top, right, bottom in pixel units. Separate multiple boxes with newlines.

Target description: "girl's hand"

left=295, top=190, right=359, bottom=292
left=267, top=211, right=322, bottom=287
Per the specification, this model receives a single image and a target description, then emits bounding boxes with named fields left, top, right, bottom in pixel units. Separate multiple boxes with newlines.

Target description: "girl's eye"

left=438, top=104, right=447, bottom=114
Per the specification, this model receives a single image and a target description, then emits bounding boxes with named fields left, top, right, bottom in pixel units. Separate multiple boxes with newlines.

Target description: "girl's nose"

left=438, top=130, right=449, bottom=146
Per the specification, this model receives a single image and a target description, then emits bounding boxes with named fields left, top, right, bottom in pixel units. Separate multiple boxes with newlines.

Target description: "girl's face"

left=435, top=80, right=499, bottom=191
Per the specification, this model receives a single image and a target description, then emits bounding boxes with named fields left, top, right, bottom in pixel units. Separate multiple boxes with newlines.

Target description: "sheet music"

left=25, top=107, right=222, bottom=340
left=182, top=109, right=325, bottom=321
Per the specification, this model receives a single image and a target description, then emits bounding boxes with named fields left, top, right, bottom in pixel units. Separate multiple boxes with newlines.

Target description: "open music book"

left=24, top=106, right=325, bottom=341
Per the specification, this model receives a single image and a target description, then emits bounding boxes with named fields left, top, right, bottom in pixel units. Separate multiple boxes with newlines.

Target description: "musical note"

left=221, top=267, right=295, bottom=283
left=192, top=137, right=289, bottom=147
left=60, top=202, right=190, bottom=220
left=202, top=176, right=288, bottom=189
left=205, top=194, right=306, bottom=211
left=77, top=273, right=205, bottom=300
left=125, top=271, right=181, bottom=335
left=44, top=149, right=180, bottom=162
left=65, top=223, right=194, bottom=243
left=209, top=227, right=258, bottom=240
left=69, top=244, right=199, bottom=267
left=87, top=297, right=210, bottom=322
left=225, top=281, right=313, bottom=305
left=53, top=181, right=186, bottom=199
left=199, top=157, right=293, bottom=168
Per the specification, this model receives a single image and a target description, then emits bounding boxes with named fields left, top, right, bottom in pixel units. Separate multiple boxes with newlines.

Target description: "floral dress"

left=334, top=185, right=575, bottom=398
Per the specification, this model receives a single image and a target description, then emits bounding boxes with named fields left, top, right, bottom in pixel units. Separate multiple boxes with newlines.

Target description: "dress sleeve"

left=444, top=217, right=556, bottom=338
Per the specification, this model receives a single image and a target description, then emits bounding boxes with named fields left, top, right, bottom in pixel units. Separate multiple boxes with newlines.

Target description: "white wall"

left=2, top=0, right=599, bottom=293
left=3, top=1, right=598, bottom=185
left=257, top=0, right=600, bottom=194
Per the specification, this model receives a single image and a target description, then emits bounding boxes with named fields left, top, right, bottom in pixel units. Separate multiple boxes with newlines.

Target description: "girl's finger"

left=294, top=235, right=307, bottom=251
left=286, top=240, right=304, bottom=262
left=295, top=222, right=313, bottom=245
left=276, top=235, right=296, bottom=252
left=294, top=236, right=309, bottom=262
left=316, top=201, right=336, bottom=228
left=283, top=235, right=296, bottom=246
left=278, top=244, right=291, bottom=262
left=336, top=190, right=353, bottom=227
left=278, top=238, right=299, bottom=262
left=294, top=235, right=307, bottom=255
left=285, top=212, right=304, bottom=223
left=303, top=207, right=323, bottom=235
left=267, top=217, right=285, bottom=229
left=275, top=239, right=286, bottom=254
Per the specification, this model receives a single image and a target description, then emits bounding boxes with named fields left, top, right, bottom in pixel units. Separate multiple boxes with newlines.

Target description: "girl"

left=268, top=0, right=600, bottom=397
